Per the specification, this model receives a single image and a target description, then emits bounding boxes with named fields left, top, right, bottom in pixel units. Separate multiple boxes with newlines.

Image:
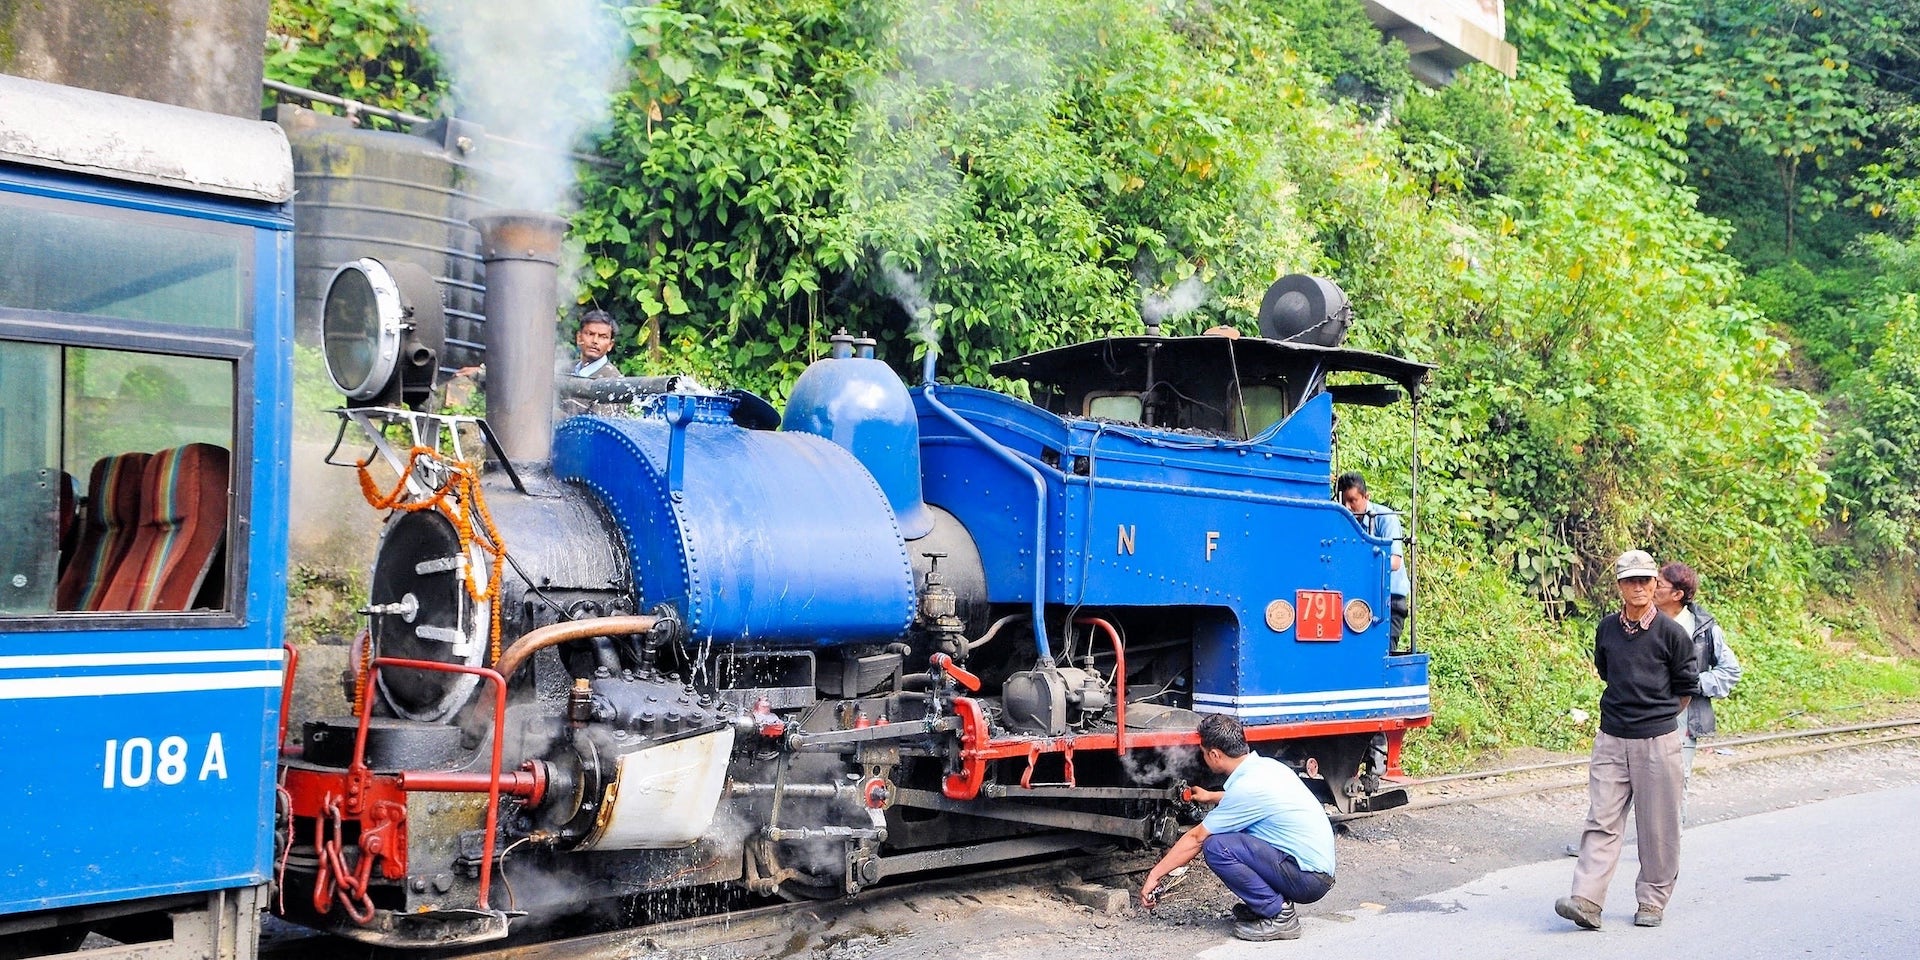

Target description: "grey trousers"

left=1571, top=728, right=1685, bottom=911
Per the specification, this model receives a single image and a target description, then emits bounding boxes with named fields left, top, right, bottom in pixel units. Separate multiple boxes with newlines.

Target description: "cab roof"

left=990, top=335, right=1435, bottom=397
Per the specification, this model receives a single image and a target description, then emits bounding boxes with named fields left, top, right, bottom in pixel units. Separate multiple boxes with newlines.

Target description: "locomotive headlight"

left=1344, top=598, right=1373, bottom=634
left=323, top=258, right=404, bottom=401
left=1264, top=599, right=1295, bottom=633
left=322, top=257, right=446, bottom=409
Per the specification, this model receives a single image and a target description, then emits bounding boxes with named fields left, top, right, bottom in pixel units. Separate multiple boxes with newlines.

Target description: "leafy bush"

left=265, top=0, right=446, bottom=124
left=1831, top=294, right=1920, bottom=557
left=1256, top=0, right=1411, bottom=112
left=573, top=0, right=1326, bottom=397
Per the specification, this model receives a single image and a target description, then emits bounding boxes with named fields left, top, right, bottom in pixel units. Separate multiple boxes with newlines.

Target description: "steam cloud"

left=845, top=4, right=1075, bottom=370
left=413, top=0, right=634, bottom=214
left=879, top=262, right=938, bottom=362
left=1140, top=275, right=1211, bottom=327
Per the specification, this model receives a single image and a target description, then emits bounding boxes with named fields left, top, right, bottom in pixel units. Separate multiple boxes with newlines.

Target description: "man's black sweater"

left=1594, top=610, right=1701, bottom=739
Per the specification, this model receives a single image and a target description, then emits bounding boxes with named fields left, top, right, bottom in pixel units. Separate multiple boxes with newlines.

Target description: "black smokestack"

left=472, top=211, right=567, bottom=463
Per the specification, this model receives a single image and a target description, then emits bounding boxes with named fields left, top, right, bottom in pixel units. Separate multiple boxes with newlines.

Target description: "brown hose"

left=494, top=615, right=658, bottom=683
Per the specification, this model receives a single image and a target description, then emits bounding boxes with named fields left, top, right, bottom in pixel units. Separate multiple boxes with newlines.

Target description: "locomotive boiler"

left=276, top=211, right=1433, bottom=945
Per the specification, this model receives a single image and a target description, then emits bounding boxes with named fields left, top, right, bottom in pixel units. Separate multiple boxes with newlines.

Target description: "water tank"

left=278, top=105, right=490, bottom=371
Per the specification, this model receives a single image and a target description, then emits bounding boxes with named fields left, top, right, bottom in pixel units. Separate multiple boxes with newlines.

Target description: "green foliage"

left=265, top=0, right=447, bottom=124
left=1396, top=68, right=1528, bottom=199
left=572, top=0, right=1327, bottom=397
left=1507, top=0, right=1627, bottom=82
left=1611, top=1, right=1875, bottom=257
left=1256, top=0, right=1411, bottom=112
left=1409, top=557, right=1598, bottom=770
left=1745, top=260, right=1882, bottom=384
left=1330, top=68, right=1828, bottom=617
left=1831, top=293, right=1920, bottom=557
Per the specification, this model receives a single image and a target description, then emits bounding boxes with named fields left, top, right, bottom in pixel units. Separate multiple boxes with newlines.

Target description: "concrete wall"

left=1, top=0, right=270, bottom=118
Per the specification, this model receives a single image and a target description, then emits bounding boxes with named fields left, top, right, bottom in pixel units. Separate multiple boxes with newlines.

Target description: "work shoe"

left=1634, top=905, right=1663, bottom=927
left=1554, top=895, right=1603, bottom=930
left=1232, top=903, right=1300, bottom=941
left=1230, top=902, right=1261, bottom=923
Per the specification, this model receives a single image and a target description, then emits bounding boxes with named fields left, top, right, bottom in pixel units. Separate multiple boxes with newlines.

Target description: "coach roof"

left=0, top=74, right=294, bottom=204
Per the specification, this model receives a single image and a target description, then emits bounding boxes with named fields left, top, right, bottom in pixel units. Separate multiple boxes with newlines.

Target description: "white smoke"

left=412, top=0, right=634, bottom=214
left=1140, top=275, right=1211, bottom=328
left=1119, top=742, right=1200, bottom=786
left=879, top=262, right=939, bottom=363
left=844, top=3, right=1078, bottom=369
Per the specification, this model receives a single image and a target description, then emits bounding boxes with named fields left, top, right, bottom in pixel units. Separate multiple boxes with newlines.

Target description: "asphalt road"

left=1204, top=782, right=1920, bottom=959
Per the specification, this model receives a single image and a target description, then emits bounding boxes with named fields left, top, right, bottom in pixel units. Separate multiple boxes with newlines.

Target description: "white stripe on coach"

left=1192, top=684, right=1430, bottom=707
left=1196, top=701, right=1431, bottom=719
left=0, top=649, right=286, bottom=671
left=0, top=669, right=285, bottom=701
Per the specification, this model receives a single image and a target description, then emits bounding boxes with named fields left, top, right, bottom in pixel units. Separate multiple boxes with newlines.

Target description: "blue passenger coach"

left=0, top=75, right=293, bottom=958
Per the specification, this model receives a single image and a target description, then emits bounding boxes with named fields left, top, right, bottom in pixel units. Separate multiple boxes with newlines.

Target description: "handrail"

left=350, top=657, right=509, bottom=910
left=1077, top=618, right=1126, bottom=753
left=279, top=643, right=300, bottom=755
left=921, top=382, right=1053, bottom=662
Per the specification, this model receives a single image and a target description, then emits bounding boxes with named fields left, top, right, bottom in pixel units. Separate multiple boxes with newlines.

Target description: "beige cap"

left=1614, top=549, right=1658, bottom=580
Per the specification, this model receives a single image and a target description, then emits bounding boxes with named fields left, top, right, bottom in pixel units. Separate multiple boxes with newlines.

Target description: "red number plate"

left=1295, top=590, right=1343, bottom=641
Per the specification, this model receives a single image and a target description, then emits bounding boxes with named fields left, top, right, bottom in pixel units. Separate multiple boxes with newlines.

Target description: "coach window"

left=0, top=343, right=235, bottom=617
left=0, top=185, right=248, bottom=620
left=0, top=191, right=249, bottom=330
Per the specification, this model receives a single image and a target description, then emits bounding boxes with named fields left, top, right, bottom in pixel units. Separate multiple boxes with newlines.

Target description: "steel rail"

left=262, top=847, right=1137, bottom=960
left=1398, top=716, right=1920, bottom=789
left=1335, top=718, right=1920, bottom=823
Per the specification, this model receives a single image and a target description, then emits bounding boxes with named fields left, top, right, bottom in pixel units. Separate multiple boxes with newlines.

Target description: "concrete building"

left=1363, top=0, right=1517, bottom=85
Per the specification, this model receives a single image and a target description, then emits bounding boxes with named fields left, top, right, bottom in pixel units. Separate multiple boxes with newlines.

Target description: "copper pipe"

left=279, top=642, right=300, bottom=755
left=494, top=615, right=659, bottom=683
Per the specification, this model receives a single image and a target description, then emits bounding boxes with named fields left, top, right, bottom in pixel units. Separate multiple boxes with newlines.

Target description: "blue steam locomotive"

left=0, top=73, right=1431, bottom=955
left=275, top=205, right=1431, bottom=944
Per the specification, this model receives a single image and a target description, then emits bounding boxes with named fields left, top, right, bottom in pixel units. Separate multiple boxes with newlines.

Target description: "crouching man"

left=1139, top=714, right=1336, bottom=941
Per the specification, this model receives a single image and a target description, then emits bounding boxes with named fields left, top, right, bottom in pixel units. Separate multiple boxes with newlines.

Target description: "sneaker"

left=1554, top=895, right=1603, bottom=930
left=1230, top=902, right=1261, bottom=923
left=1634, top=905, right=1663, bottom=927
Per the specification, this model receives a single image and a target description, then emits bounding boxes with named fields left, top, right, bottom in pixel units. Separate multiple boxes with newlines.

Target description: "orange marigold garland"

left=355, top=447, right=510, bottom=667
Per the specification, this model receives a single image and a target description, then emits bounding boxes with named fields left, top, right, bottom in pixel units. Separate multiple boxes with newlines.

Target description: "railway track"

left=261, top=846, right=1155, bottom=960
left=262, top=717, right=1920, bottom=959
left=1337, top=715, right=1920, bottom=822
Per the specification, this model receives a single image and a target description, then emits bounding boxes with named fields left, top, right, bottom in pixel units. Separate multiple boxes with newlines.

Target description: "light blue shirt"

left=1201, top=754, right=1336, bottom=875
left=573, top=355, right=610, bottom=377
left=1362, top=505, right=1409, bottom=598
